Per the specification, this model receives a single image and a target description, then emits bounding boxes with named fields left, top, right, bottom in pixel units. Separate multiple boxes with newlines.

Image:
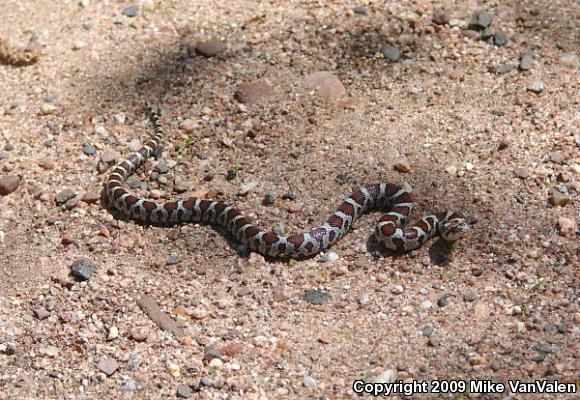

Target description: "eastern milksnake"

left=105, top=110, right=469, bottom=258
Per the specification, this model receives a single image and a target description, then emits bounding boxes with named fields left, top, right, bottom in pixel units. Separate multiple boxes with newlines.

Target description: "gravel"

left=70, top=258, right=96, bottom=281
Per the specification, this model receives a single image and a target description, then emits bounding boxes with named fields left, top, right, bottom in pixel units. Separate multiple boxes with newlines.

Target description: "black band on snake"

left=105, top=110, right=469, bottom=259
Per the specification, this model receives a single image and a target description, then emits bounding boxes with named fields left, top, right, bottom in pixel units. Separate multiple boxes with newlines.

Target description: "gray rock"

left=493, top=31, right=508, bottom=46
left=0, top=175, right=20, bottom=196
left=71, top=258, right=96, bottom=281
left=303, top=376, right=317, bottom=388
left=470, top=10, right=492, bottom=30
left=177, top=385, right=192, bottom=398
left=519, top=52, right=535, bottom=71
left=527, top=80, right=545, bottom=94
left=352, top=6, right=367, bottom=15
left=380, top=43, right=400, bottom=62
left=263, top=191, right=276, bottom=205
left=83, top=144, right=96, bottom=155
left=154, top=159, right=169, bottom=174
left=96, top=357, right=119, bottom=376
left=122, top=378, right=137, bottom=391
left=122, top=5, right=139, bottom=17
left=304, top=289, right=331, bottom=305
left=560, top=52, right=579, bottom=69
left=437, top=295, right=449, bottom=307
left=166, top=255, right=182, bottom=266
left=56, top=188, right=76, bottom=204
left=480, top=27, right=493, bottom=40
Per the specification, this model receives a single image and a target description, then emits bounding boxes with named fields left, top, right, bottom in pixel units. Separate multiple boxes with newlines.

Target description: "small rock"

left=445, top=165, right=457, bottom=175
left=82, top=191, right=100, bottom=204
left=519, top=53, right=535, bottom=71
left=493, top=31, right=508, bottom=46
left=550, top=191, right=570, bottom=207
left=304, top=289, right=331, bottom=305
left=374, top=369, right=396, bottom=384
left=40, top=103, right=58, bottom=115
left=463, top=290, right=478, bottom=302
left=0, top=175, right=20, bottom=195
left=514, top=167, right=530, bottom=179
left=122, top=378, right=137, bottom=391
left=101, top=149, right=118, bottom=164
left=56, top=188, right=76, bottom=204
left=527, top=80, right=544, bottom=94
left=108, top=326, right=119, bottom=340
left=166, top=362, right=181, bottom=378
left=273, top=285, right=291, bottom=302
left=154, top=160, right=169, bottom=174
left=469, top=10, right=492, bottom=30
left=318, top=251, right=339, bottom=262
left=420, top=300, right=433, bottom=310
left=557, top=217, right=575, bottom=236
left=130, top=327, right=149, bottom=342
left=380, top=43, right=400, bottom=62
left=122, top=5, right=139, bottom=17
left=72, top=40, right=86, bottom=50
left=195, top=39, right=226, bottom=57
left=394, top=160, right=411, bottom=173
left=263, top=191, right=276, bottom=205
left=352, top=6, right=367, bottom=15
left=209, top=358, right=223, bottom=370
left=391, top=285, right=404, bottom=295
left=33, top=307, right=50, bottom=320
left=177, top=385, right=192, bottom=398
left=71, top=258, right=96, bottom=281
left=83, top=144, right=96, bottom=155
left=235, top=81, right=275, bottom=105
left=96, top=358, right=119, bottom=376
left=39, top=345, right=59, bottom=358
left=437, top=295, right=449, bottom=307
left=358, top=293, right=371, bottom=306
left=128, top=139, right=141, bottom=152
left=560, top=52, right=579, bottom=69
left=480, top=27, right=494, bottom=40
left=432, top=6, right=451, bottom=25
left=303, top=376, right=317, bottom=388
left=304, top=71, right=346, bottom=102
left=166, top=254, right=182, bottom=265
left=428, top=334, right=443, bottom=347
left=179, top=119, right=198, bottom=133
left=238, top=181, right=258, bottom=196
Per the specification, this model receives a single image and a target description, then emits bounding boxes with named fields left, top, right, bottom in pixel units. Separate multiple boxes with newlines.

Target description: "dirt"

left=0, top=0, right=578, bottom=399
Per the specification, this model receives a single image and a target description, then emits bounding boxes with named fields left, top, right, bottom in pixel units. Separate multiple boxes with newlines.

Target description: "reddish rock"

left=194, top=39, right=226, bottom=57
left=0, top=175, right=20, bottom=195
left=305, top=71, right=346, bottom=102
left=234, top=80, right=275, bottom=105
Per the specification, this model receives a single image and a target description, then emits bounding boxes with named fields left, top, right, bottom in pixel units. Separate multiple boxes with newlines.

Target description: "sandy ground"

left=0, top=0, right=578, bottom=399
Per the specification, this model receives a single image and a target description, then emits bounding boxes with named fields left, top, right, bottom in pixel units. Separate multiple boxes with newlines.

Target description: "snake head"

left=439, top=218, right=470, bottom=242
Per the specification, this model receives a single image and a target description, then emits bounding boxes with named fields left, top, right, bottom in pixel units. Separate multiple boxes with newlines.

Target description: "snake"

left=105, top=110, right=469, bottom=258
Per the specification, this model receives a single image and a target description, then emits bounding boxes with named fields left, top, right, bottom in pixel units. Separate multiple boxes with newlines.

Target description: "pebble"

left=122, top=5, right=139, bottom=17
left=480, top=27, right=493, bottom=40
left=557, top=217, right=575, bottom=236
left=238, top=181, right=258, bottom=196
left=56, top=188, right=76, bottom=204
left=519, top=52, right=534, bottom=70
left=179, top=119, right=198, bottom=133
left=358, top=293, right=371, bottom=306
left=493, top=31, right=508, bottom=46
left=303, top=376, right=317, bottom=388
left=154, top=160, right=169, bottom=174
left=0, top=175, right=20, bottom=195
left=83, top=144, right=96, bottom=155
left=40, top=345, right=59, bottom=357
left=513, top=166, right=530, bottom=179
left=100, top=149, right=118, bottom=164
left=391, top=285, right=404, bottom=295
left=304, top=289, right=331, bottom=305
left=550, top=191, right=570, bottom=207
left=96, top=358, right=119, bottom=376
left=318, top=251, right=339, bottom=262
left=72, top=40, right=86, bottom=50
left=380, top=43, right=400, bottom=62
left=71, top=258, right=96, bottom=281
left=305, top=71, right=346, bottom=102
left=130, top=327, right=149, bottom=342
left=40, top=103, right=58, bottom=115
left=166, top=362, right=181, bottom=378
left=272, top=285, right=291, bottom=302
left=107, top=326, right=119, bottom=340
left=560, top=52, right=579, bottom=69
left=420, top=300, right=433, bottom=310
left=166, top=255, right=182, bottom=265
left=263, top=191, right=276, bottom=205
left=33, top=307, right=50, bottom=320
left=445, top=165, right=457, bottom=175
left=432, top=6, right=450, bottom=25
left=128, top=139, right=141, bottom=152
left=195, top=39, right=226, bottom=57
left=374, top=369, right=396, bottom=384
left=122, top=378, right=137, bottom=391
left=469, top=10, right=492, bottom=30
left=527, top=80, right=544, bottom=94
left=235, top=80, right=275, bottom=104
left=437, top=295, right=449, bottom=307
left=352, top=6, right=367, bottom=15
left=463, top=290, right=478, bottom=302
left=177, top=385, right=193, bottom=398
left=209, top=358, right=224, bottom=370
left=394, top=160, right=411, bottom=173
left=82, top=191, right=100, bottom=204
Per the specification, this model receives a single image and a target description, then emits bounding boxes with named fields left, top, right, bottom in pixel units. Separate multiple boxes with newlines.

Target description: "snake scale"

left=105, top=110, right=469, bottom=258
